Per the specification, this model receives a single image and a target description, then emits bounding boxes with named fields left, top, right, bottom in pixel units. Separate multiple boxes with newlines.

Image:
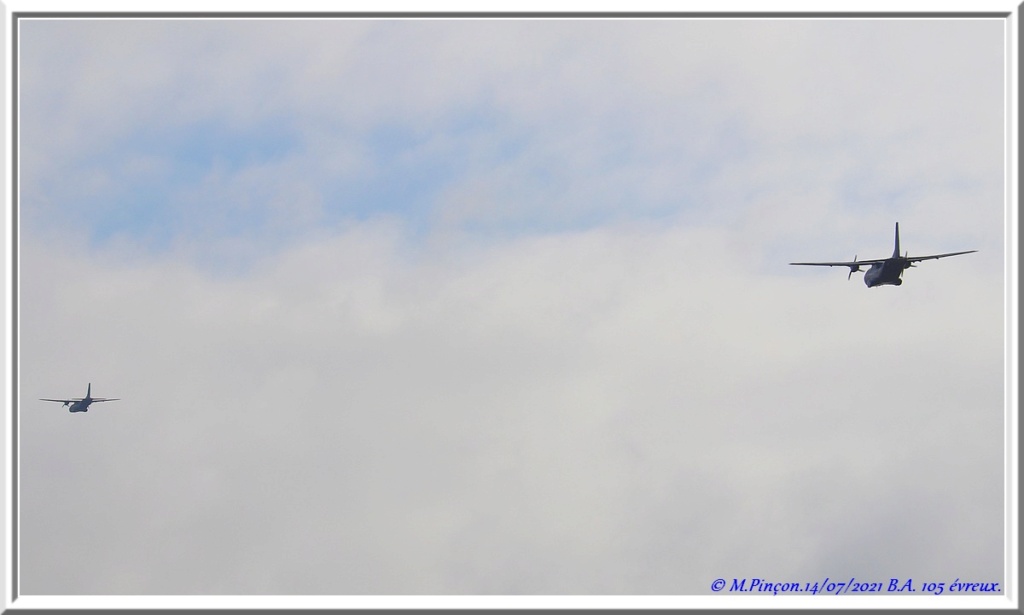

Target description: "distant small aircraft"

left=40, top=383, right=119, bottom=413
left=790, top=223, right=977, bottom=287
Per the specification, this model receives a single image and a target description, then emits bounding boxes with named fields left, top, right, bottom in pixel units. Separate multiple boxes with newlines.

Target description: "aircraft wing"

left=905, top=250, right=977, bottom=263
left=789, top=259, right=888, bottom=267
left=89, top=398, right=120, bottom=402
left=39, top=398, right=78, bottom=403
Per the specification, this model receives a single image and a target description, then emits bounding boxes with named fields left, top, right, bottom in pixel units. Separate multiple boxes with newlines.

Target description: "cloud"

left=18, top=213, right=1004, bottom=594
left=15, top=16, right=1007, bottom=597
left=20, top=18, right=1004, bottom=255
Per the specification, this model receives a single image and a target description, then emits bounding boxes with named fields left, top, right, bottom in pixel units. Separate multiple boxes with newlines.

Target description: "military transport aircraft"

left=790, top=223, right=976, bottom=287
left=40, top=383, right=119, bottom=413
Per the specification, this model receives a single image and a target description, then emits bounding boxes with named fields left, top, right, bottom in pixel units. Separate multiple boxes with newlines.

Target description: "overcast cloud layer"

left=16, top=18, right=1007, bottom=595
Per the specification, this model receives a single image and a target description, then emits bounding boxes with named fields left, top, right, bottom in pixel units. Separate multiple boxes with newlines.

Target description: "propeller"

left=904, top=251, right=916, bottom=269
left=847, top=255, right=860, bottom=280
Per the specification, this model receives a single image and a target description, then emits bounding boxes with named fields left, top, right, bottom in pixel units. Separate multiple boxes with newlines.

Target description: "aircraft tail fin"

left=86, top=383, right=91, bottom=399
left=892, top=222, right=901, bottom=258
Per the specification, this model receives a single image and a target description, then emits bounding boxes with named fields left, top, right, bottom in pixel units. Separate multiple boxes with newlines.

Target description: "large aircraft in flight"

left=790, top=223, right=976, bottom=287
left=40, top=383, right=119, bottom=413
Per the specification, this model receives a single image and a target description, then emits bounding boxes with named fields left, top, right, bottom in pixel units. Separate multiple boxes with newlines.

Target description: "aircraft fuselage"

left=68, top=399, right=92, bottom=413
left=863, top=258, right=909, bottom=287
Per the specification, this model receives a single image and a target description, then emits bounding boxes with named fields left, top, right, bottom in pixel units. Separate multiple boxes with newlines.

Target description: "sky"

left=13, top=15, right=1009, bottom=598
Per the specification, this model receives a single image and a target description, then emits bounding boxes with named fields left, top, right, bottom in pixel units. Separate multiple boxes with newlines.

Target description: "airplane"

left=40, top=383, right=119, bottom=413
left=790, top=223, right=976, bottom=287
